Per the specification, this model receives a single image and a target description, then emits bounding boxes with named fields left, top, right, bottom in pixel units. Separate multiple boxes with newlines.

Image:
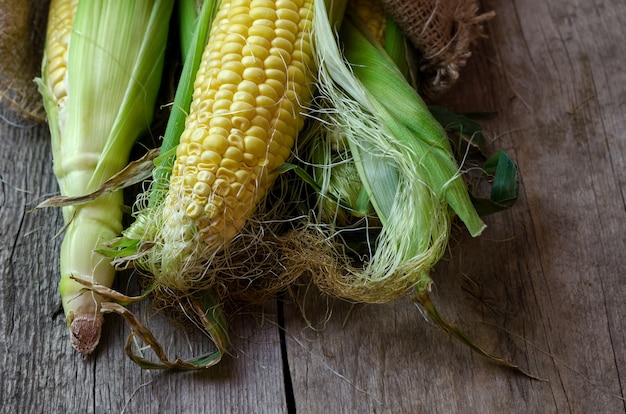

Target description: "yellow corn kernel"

left=350, top=0, right=386, bottom=43
left=44, top=0, right=78, bottom=110
left=162, top=0, right=315, bottom=252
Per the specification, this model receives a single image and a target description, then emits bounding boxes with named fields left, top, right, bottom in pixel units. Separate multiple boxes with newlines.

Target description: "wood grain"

left=1, top=0, right=624, bottom=413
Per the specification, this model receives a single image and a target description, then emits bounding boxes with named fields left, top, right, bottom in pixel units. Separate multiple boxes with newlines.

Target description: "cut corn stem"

left=38, top=0, right=174, bottom=354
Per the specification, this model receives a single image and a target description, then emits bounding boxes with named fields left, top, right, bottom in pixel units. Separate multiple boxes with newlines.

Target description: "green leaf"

left=429, top=105, right=489, bottom=154
left=471, top=150, right=519, bottom=215
left=354, top=185, right=371, bottom=216
left=339, top=18, right=486, bottom=236
left=275, top=163, right=322, bottom=193
left=149, top=0, right=220, bottom=206
left=485, top=150, right=519, bottom=205
left=96, top=236, right=140, bottom=258
left=383, top=18, right=409, bottom=80
left=73, top=0, right=175, bottom=193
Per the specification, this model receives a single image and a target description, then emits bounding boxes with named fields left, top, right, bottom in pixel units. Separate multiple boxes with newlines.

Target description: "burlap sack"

left=0, top=0, right=49, bottom=122
left=380, top=0, right=494, bottom=97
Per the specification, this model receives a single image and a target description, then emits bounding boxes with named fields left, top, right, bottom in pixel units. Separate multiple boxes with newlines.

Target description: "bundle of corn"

left=37, top=0, right=174, bottom=354
left=70, top=0, right=524, bottom=375
left=0, top=0, right=48, bottom=121
left=379, top=0, right=495, bottom=96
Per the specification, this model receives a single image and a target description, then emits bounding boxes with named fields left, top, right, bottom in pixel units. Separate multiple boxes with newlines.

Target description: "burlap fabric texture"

left=0, top=0, right=49, bottom=122
left=380, top=0, right=495, bottom=97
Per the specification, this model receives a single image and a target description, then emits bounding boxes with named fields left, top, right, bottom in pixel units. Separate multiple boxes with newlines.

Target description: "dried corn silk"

left=380, top=0, right=494, bottom=96
left=0, top=0, right=49, bottom=122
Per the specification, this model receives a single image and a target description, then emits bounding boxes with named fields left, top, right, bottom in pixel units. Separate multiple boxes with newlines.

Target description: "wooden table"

left=1, top=0, right=624, bottom=412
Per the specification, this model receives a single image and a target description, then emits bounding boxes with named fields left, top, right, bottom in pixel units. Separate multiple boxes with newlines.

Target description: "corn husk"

left=37, top=0, right=174, bottom=354
left=285, top=0, right=484, bottom=303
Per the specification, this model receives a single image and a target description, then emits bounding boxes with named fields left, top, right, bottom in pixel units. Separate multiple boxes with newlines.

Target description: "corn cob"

left=138, top=0, right=316, bottom=292
left=38, top=0, right=174, bottom=354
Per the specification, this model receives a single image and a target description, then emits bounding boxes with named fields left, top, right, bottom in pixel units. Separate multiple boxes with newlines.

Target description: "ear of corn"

left=123, top=0, right=316, bottom=293
left=165, top=0, right=315, bottom=247
left=42, top=0, right=77, bottom=201
left=94, top=0, right=233, bottom=370
left=41, top=0, right=77, bottom=123
left=290, top=0, right=485, bottom=303
left=283, top=2, right=534, bottom=378
left=38, top=0, right=174, bottom=354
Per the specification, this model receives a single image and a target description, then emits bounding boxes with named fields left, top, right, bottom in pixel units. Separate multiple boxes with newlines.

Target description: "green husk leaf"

left=74, top=0, right=174, bottom=194
left=339, top=17, right=485, bottom=237
left=274, top=163, right=322, bottom=194
left=103, top=298, right=227, bottom=370
left=382, top=18, right=410, bottom=80
left=354, top=185, right=371, bottom=216
left=35, top=148, right=158, bottom=209
left=428, top=105, right=489, bottom=154
left=148, top=0, right=220, bottom=206
left=178, top=0, right=204, bottom=60
left=471, top=150, right=519, bottom=215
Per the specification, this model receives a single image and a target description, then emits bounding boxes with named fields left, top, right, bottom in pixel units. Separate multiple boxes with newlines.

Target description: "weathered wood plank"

left=283, top=0, right=626, bottom=412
